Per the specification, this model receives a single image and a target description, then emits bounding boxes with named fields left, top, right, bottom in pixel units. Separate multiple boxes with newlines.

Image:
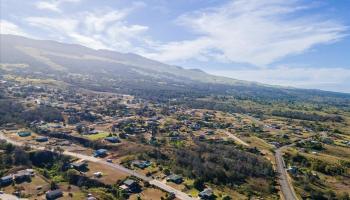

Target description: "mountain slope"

left=0, top=34, right=245, bottom=85
left=1, top=34, right=350, bottom=106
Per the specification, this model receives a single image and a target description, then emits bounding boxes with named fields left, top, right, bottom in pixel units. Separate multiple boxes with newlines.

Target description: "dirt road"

left=224, top=131, right=250, bottom=146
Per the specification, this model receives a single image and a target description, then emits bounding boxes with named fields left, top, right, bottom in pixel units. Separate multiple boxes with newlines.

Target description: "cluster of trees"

left=310, top=159, right=347, bottom=176
left=286, top=153, right=348, bottom=176
left=79, top=111, right=99, bottom=122
left=22, top=105, right=63, bottom=123
left=0, top=141, right=30, bottom=175
left=300, top=182, right=350, bottom=200
left=0, top=99, right=63, bottom=125
left=148, top=141, right=275, bottom=186
left=0, top=99, right=25, bottom=125
left=285, top=153, right=350, bottom=199
left=98, top=100, right=127, bottom=116
left=271, top=110, right=344, bottom=122
left=296, top=141, right=324, bottom=150
left=177, top=99, right=249, bottom=114
left=0, top=141, right=69, bottom=175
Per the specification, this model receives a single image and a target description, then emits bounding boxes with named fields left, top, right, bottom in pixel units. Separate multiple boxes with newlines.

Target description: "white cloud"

left=142, top=37, right=213, bottom=62
left=36, top=0, right=81, bottom=12
left=207, top=66, right=350, bottom=93
left=0, top=20, right=29, bottom=36
left=147, top=0, right=347, bottom=66
left=26, top=17, right=78, bottom=34
left=15, top=0, right=348, bottom=68
left=68, top=33, right=109, bottom=50
left=5, top=0, right=348, bottom=70
left=2, top=1, right=349, bottom=93
left=84, top=11, right=129, bottom=33
left=25, top=8, right=148, bottom=51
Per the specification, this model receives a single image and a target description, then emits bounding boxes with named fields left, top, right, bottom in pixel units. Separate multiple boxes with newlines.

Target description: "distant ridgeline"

left=1, top=34, right=350, bottom=109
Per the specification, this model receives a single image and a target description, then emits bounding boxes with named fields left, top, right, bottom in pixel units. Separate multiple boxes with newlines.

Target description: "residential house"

left=199, top=188, right=214, bottom=199
left=14, top=170, right=32, bottom=183
left=18, top=131, right=31, bottom=137
left=287, top=166, right=298, bottom=175
left=167, top=174, right=183, bottom=184
left=191, top=123, right=201, bottom=131
left=71, top=161, right=88, bottom=171
left=93, top=149, right=108, bottom=157
left=321, top=137, right=334, bottom=144
left=132, top=160, right=151, bottom=169
left=46, top=189, right=63, bottom=200
left=0, top=175, right=13, bottom=186
left=36, top=137, right=49, bottom=142
left=198, top=135, right=206, bottom=141
left=105, top=137, right=120, bottom=143
left=3, top=123, right=17, bottom=130
left=120, top=179, right=140, bottom=193
left=206, top=130, right=215, bottom=135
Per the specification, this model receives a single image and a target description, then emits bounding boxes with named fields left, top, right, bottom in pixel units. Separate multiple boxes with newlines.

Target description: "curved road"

left=0, top=132, right=195, bottom=200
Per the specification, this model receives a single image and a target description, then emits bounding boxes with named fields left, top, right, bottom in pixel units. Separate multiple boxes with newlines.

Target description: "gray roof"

left=123, top=179, right=136, bottom=186
left=1, top=175, right=13, bottom=181
left=46, top=189, right=63, bottom=199
left=167, top=174, right=182, bottom=180
left=199, top=188, right=213, bottom=197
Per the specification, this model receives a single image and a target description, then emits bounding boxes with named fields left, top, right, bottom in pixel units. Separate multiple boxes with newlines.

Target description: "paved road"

left=0, top=132, right=195, bottom=200
left=67, top=152, right=193, bottom=199
left=239, top=114, right=301, bottom=200
left=150, top=179, right=195, bottom=200
left=275, top=144, right=298, bottom=200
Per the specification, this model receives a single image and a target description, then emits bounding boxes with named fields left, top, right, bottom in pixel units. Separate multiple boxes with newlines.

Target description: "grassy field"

left=85, top=132, right=110, bottom=140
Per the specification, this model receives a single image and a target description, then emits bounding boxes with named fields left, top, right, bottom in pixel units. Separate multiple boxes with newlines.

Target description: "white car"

left=93, top=172, right=103, bottom=177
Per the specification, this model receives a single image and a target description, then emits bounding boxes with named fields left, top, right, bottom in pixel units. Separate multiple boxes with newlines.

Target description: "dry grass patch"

left=85, top=162, right=128, bottom=185
left=130, top=187, right=167, bottom=200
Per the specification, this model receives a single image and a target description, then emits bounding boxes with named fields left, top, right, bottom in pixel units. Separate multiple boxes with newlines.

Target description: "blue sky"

left=1, top=0, right=350, bottom=93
